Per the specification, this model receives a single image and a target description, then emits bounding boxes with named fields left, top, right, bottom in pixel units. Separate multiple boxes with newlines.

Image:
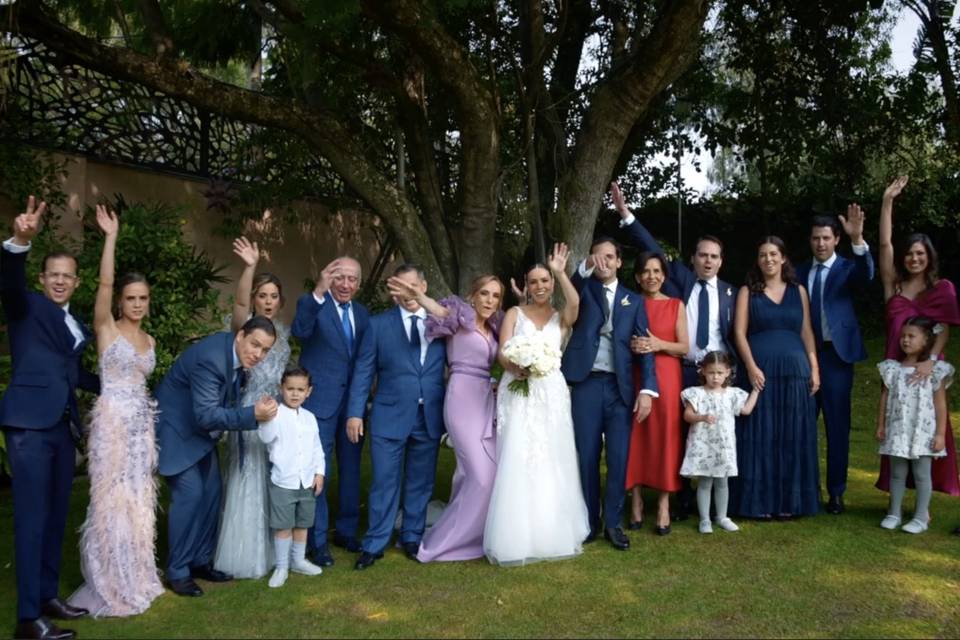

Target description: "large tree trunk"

left=553, top=0, right=710, bottom=261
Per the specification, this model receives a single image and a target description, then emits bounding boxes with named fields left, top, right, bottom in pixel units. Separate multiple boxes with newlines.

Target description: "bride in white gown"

left=484, top=243, right=590, bottom=566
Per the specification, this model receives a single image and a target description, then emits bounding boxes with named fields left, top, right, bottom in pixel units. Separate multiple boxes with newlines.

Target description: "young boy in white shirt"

left=259, top=366, right=326, bottom=588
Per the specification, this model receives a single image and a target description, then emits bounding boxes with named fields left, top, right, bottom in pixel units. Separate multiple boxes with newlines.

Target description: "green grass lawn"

left=2, top=337, right=960, bottom=638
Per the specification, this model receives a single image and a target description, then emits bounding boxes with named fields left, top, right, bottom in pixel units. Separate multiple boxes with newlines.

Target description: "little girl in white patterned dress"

left=876, top=316, right=953, bottom=534
left=680, top=351, right=759, bottom=534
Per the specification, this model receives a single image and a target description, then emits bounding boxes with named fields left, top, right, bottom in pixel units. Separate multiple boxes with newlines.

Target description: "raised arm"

left=797, top=286, right=820, bottom=395
left=230, top=236, right=260, bottom=332
left=548, top=243, right=579, bottom=329
left=734, top=286, right=763, bottom=390
left=879, top=176, right=908, bottom=300
left=386, top=276, right=449, bottom=318
left=839, top=203, right=875, bottom=284
left=1, top=196, right=47, bottom=319
left=291, top=258, right=342, bottom=339
left=93, top=205, right=119, bottom=337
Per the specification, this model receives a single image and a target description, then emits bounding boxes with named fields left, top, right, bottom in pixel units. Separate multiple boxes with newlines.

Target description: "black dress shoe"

left=826, top=495, right=845, bottom=515
left=190, top=564, right=233, bottom=582
left=603, top=527, right=630, bottom=550
left=13, top=617, right=75, bottom=640
left=583, top=528, right=600, bottom=544
left=167, top=577, right=204, bottom=597
left=402, top=542, right=421, bottom=561
left=354, top=551, right=383, bottom=570
left=655, top=524, right=672, bottom=536
left=333, top=533, right=363, bottom=553
left=310, top=546, right=335, bottom=567
left=40, top=599, right=87, bottom=620
left=627, top=519, right=643, bottom=531
left=952, top=526, right=960, bottom=536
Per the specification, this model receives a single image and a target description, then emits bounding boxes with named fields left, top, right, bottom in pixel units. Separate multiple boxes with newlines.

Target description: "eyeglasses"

left=42, top=271, right=78, bottom=283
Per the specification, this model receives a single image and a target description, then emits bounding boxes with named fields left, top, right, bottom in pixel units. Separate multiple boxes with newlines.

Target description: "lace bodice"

left=99, top=335, right=155, bottom=391
left=513, top=307, right=563, bottom=349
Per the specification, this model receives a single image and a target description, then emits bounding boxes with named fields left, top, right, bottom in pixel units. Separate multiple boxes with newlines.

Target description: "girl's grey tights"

left=888, top=455, right=933, bottom=522
left=696, top=476, right=729, bottom=522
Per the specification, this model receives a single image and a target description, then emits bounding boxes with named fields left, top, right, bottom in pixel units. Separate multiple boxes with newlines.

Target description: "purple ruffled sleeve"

left=424, top=296, right=477, bottom=338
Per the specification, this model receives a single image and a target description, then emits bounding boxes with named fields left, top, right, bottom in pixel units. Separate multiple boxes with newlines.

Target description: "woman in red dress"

left=876, top=176, right=960, bottom=499
left=625, top=252, right=689, bottom=535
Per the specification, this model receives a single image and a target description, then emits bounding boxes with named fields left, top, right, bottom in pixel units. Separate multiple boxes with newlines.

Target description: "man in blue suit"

left=797, top=207, right=874, bottom=515
left=346, top=264, right=445, bottom=570
left=562, top=237, right=659, bottom=550
left=1, top=197, right=99, bottom=640
left=611, top=182, right=737, bottom=520
left=292, top=256, right=370, bottom=566
left=155, top=316, right=278, bottom=596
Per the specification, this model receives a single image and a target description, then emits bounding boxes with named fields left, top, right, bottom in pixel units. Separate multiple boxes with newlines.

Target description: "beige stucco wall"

left=0, top=152, right=389, bottom=324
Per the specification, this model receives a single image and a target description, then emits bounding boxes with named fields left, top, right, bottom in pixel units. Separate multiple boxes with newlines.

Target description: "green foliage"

left=28, top=199, right=228, bottom=386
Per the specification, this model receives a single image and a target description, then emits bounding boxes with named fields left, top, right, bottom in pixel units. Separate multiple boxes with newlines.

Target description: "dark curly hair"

left=745, top=236, right=796, bottom=294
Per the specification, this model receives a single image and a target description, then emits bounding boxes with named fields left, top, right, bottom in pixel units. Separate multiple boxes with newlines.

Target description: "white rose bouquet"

left=501, top=333, right=562, bottom=396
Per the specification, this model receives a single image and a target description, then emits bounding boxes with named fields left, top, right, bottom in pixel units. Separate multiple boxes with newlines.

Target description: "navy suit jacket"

left=796, top=251, right=874, bottom=364
left=623, top=219, right=737, bottom=356
left=561, top=273, right=658, bottom=406
left=347, top=306, right=446, bottom=440
left=292, top=292, right=370, bottom=420
left=155, top=331, right=256, bottom=476
left=0, top=246, right=98, bottom=431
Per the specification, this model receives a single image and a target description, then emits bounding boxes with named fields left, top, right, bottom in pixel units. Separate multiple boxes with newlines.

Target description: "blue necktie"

left=810, top=263, right=824, bottom=347
left=234, top=368, right=247, bottom=469
left=410, top=315, right=422, bottom=368
left=340, top=302, right=354, bottom=354
left=696, top=280, right=709, bottom=349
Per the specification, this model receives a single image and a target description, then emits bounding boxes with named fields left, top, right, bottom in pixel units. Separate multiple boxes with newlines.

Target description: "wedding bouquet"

left=501, top=333, right=562, bottom=396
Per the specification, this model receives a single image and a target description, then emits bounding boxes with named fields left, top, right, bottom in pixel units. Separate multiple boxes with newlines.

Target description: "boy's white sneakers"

left=291, top=558, right=324, bottom=576
left=268, top=567, right=288, bottom=588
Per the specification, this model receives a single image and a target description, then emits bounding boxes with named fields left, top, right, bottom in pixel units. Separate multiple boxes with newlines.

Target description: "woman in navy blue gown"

left=730, top=236, right=821, bottom=518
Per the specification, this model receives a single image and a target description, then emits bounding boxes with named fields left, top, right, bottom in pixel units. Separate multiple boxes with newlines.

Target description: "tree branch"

left=10, top=0, right=452, bottom=293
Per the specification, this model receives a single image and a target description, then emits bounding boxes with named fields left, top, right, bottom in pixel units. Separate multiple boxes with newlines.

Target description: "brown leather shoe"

left=40, top=599, right=87, bottom=621
left=13, top=617, right=75, bottom=640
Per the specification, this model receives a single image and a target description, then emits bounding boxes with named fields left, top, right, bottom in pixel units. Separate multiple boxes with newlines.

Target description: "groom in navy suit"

left=562, top=237, right=658, bottom=550
left=292, top=256, right=370, bottom=566
left=155, top=316, right=278, bottom=597
left=1, top=197, right=99, bottom=640
left=797, top=207, right=874, bottom=514
left=346, top=264, right=445, bottom=570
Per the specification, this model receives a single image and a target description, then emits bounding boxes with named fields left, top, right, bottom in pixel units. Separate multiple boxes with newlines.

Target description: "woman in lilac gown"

left=876, top=176, right=960, bottom=496
left=68, top=205, right=163, bottom=617
left=388, top=274, right=504, bottom=562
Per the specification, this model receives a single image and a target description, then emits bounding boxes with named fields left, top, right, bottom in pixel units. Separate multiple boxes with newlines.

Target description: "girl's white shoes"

left=901, top=518, right=928, bottom=534
left=880, top=515, right=902, bottom=530
left=699, top=518, right=739, bottom=534
left=699, top=520, right=713, bottom=534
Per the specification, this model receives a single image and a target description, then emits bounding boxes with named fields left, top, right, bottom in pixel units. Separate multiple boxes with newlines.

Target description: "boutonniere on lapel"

left=620, top=296, right=631, bottom=307
left=725, top=287, right=733, bottom=297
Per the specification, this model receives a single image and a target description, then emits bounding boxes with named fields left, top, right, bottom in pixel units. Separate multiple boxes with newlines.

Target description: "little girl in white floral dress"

left=876, top=316, right=953, bottom=534
left=680, top=351, right=759, bottom=534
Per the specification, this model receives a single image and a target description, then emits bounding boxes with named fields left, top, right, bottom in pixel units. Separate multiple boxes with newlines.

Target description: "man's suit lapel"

left=223, top=332, right=238, bottom=406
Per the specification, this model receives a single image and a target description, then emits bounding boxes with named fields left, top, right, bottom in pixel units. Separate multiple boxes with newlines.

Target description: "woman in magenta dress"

left=625, top=252, right=688, bottom=534
left=876, top=176, right=960, bottom=496
left=387, top=274, right=504, bottom=562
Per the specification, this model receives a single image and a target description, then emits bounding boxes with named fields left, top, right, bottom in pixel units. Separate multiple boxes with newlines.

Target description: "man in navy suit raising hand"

left=1, top=196, right=100, bottom=640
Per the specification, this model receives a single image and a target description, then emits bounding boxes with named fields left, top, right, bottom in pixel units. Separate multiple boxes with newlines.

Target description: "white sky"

left=678, top=7, right=923, bottom=195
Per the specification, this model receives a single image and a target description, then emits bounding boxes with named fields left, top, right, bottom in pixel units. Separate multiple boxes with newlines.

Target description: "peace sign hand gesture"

left=12, top=195, right=47, bottom=245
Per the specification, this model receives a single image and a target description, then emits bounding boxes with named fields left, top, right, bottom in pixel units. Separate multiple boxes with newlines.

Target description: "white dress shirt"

left=259, top=403, right=326, bottom=490
left=806, top=244, right=868, bottom=343
left=4, top=238, right=83, bottom=348
left=399, top=306, right=429, bottom=365
left=685, top=276, right=724, bottom=365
